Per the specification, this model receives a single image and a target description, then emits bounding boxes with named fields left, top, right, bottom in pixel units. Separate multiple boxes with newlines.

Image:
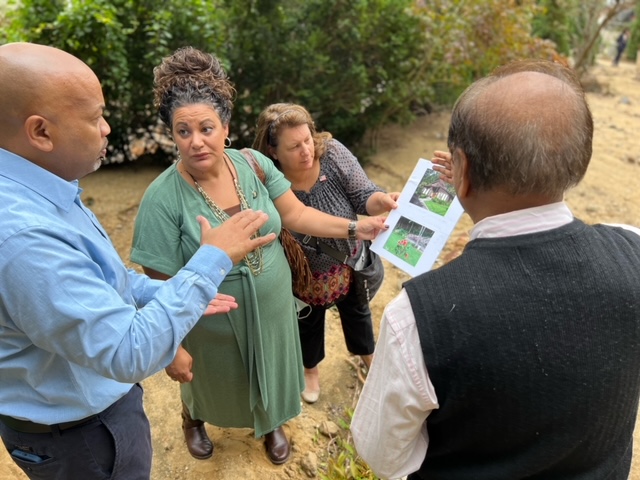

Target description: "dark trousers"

left=298, top=283, right=375, bottom=369
left=0, top=384, right=152, bottom=480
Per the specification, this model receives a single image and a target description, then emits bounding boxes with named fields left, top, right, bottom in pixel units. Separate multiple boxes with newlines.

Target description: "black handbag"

left=348, top=242, right=384, bottom=304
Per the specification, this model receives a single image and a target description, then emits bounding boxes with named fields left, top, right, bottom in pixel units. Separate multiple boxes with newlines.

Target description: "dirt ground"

left=3, top=57, right=640, bottom=479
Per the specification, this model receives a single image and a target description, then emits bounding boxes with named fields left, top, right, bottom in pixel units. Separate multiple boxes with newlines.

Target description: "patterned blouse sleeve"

left=327, top=139, right=384, bottom=215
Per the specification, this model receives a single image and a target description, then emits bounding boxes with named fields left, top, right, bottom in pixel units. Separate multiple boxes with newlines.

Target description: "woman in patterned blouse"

left=253, top=103, right=399, bottom=404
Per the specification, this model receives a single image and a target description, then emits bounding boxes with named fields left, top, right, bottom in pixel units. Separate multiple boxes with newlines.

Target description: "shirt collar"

left=0, top=147, right=81, bottom=212
left=470, top=202, right=574, bottom=240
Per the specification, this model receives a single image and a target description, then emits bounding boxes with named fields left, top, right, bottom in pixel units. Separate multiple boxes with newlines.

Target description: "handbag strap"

left=297, top=233, right=350, bottom=264
left=240, top=148, right=267, bottom=183
left=298, top=232, right=367, bottom=269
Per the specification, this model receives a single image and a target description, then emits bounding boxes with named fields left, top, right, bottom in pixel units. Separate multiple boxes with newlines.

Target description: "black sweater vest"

left=404, top=220, right=640, bottom=480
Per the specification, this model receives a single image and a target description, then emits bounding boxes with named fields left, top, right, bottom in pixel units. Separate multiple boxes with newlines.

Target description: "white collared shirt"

left=351, top=202, right=640, bottom=479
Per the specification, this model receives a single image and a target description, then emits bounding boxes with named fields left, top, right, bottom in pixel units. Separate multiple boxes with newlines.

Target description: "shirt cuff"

left=184, top=245, right=232, bottom=286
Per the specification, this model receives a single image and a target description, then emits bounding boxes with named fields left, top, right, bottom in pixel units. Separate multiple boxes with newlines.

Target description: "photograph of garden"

left=382, top=216, right=435, bottom=267
left=371, top=158, right=464, bottom=277
left=409, top=167, right=457, bottom=216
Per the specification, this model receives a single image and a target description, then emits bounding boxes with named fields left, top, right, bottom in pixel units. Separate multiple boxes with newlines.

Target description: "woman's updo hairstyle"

left=153, top=46, right=236, bottom=129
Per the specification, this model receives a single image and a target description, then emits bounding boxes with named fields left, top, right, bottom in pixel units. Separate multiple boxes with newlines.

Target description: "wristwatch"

left=348, top=221, right=357, bottom=240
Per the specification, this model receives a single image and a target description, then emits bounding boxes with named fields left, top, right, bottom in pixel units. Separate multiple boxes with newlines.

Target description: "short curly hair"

left=153, top=46, right=236, bottom=129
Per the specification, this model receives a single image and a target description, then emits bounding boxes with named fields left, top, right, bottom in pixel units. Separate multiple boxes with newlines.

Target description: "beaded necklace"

left=186, top=155, right=263, bottom=276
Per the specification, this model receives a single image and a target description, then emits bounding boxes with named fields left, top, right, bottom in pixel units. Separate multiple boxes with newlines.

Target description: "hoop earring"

left=224, top=137, right=232, bottom=148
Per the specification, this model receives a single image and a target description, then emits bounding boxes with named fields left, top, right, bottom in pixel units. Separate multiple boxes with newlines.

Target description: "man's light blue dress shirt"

left=0, top=148, right=231, bottom=424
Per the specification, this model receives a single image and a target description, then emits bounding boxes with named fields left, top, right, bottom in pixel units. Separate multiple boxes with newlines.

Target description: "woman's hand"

left=355, top=216, right=389, bottom=240
left=165, top=345, right=194, bottom=383
left=204, top=293, right=238, bottom=316
left=275, top=190, right=389, bottom=240
left=431, top=150, right=453, bottom=184
left=367, top=191, right=400, bottom=216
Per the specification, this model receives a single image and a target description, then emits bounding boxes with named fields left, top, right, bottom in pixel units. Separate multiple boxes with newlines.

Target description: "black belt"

left=0, top=413, right=98, bottom=434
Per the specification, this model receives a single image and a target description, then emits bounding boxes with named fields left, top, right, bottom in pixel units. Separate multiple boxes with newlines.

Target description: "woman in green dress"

left=131, top=47, right=387, bottom=465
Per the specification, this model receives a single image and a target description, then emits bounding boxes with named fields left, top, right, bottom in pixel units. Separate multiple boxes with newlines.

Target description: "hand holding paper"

left=370, top=158, right=464, bottom=277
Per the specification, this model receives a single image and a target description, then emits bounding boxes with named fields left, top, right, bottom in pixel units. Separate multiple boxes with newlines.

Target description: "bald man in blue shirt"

left=0, top=42, right=275, bottom=480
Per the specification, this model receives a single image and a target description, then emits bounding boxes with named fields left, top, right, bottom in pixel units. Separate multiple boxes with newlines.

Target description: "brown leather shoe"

left=264, top=426, right=290, bottom=465
left=182, top=402, right=213, bottom=460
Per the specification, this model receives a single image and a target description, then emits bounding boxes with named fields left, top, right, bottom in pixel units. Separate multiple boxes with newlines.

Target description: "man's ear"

left=453, top=148, right=471, bottom=200
left=24, top=115, right=54, bottom=152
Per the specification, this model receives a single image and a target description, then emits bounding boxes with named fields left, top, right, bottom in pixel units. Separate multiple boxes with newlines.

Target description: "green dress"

left=131, top=148, right=304, bottom=437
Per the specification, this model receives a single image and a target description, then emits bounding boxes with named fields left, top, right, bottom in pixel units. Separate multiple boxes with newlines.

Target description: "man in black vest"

left=351, top=59, right=640, bottom=479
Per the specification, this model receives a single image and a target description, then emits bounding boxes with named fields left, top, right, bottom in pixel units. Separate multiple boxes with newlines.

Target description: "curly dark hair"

left=153, top=46, right=236, bottom=129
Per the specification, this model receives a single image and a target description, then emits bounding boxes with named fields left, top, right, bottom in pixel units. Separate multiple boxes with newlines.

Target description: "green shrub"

left=2, top=0, right=224, bottom=163
left=532, top=0, right=573, bottom=56
left=419, top=0, right=558, bottom=95
left=222, top=0, right=431, bottom=151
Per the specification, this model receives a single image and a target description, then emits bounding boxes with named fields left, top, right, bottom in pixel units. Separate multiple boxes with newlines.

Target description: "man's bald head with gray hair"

left=448, top=60, right=593, bottom=200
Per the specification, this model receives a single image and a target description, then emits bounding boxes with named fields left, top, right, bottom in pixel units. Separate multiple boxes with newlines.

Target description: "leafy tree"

left=222, top=0, right=430, bottom=152
left=293, top=0, right=431, bottom=147
left=417, top=0, right=558, bottom=102
left=572, top=0, right=635, bottom=73
left=532, top=0, right=573, bottom=55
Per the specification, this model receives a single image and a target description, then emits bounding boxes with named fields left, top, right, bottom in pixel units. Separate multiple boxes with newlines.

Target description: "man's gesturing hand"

left=198, top=210, right=276, bottom=264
